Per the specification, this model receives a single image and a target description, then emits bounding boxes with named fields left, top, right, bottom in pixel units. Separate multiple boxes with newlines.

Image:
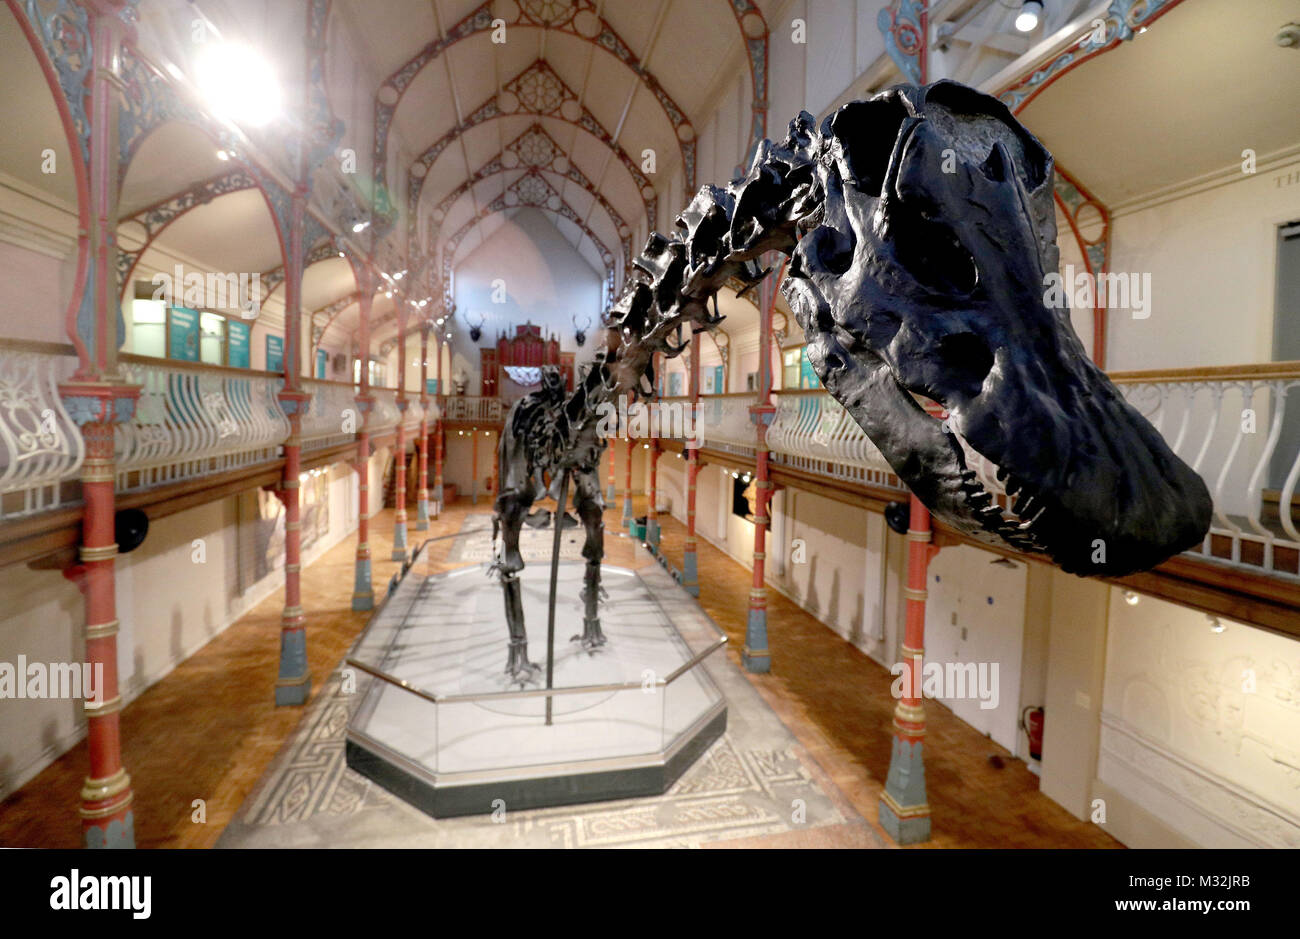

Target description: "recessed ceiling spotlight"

left=1208, top=615, right=1225, bottom=634
left=1015, top=0, right=1042, bottom=32
left=216, top=149, right=230, bottom=161
left=1123, top=590, right=1140, bottom=605
left=1277, top=23, right=1300, bottom=47
left=352, top=220, right=370, bottom=233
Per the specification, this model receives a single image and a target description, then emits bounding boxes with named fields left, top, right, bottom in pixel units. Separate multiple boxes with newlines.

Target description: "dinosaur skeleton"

left=490, top=80, right=1211, bottom=683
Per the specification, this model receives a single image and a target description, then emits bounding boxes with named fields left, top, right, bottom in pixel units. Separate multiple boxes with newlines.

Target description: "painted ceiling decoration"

left=373, top=0, right=697, bottom=230
left=429, top=122, right=633, bottom=268
left=408, top=57, right=659, bottom=254
left=115, top=169, right=258, bottom=301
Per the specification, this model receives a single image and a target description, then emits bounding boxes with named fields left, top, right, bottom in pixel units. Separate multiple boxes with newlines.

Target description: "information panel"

left=266, top=334, right=284, bottom=373
left=168, top=306, right=200, bottom=362
left=228, top=320, right=251, bottom=368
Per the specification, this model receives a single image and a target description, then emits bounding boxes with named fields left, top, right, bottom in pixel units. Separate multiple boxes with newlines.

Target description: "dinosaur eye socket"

left=828, top=94, right=909, bottom=197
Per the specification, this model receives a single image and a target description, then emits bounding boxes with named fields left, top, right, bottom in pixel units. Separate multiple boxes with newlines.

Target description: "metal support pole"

left=544, top=470, right=571, bottom=726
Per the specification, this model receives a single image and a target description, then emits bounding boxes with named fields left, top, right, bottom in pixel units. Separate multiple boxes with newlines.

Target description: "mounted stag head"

left=572, top=313, right=592, bottom=347
left=466, top=311, right=485, bottom=342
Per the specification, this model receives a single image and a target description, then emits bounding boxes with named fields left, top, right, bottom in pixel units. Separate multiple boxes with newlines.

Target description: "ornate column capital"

left=58, top=380, right=140, bottom=426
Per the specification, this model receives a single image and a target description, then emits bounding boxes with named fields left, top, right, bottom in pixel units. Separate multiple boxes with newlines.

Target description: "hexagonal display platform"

left=345, top=553, right=727, bottom=818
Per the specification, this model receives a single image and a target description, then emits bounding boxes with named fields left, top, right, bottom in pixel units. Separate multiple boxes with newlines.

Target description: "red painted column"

left=352, top=283, right=375, bottom=611
left=646, top=430, right=660, bottom=549
left=471, top=425, right=479, bottom=505
left=274, top=181, right=310, bottom=707
left=433, top=337, right=445, bottom=512
left=488, top=429, right=498, bottom=500
left=744, top=262, right=778, bottom=673
left=416, top=325, right=430, bottom=530
left=606, top=425, right=617, bottom=503
left=57, top=1, right=138, bottom=846
left=683, top=332, right=701, bottom=595
left=61, top=397, right=138, bottom=849
left=392, top=308, right=409, bottom=562
left=878, top=492, right=937, bottom=843
left=622, top=435, right=634, bottom=525
left=76, top=424, right=132, bottom=844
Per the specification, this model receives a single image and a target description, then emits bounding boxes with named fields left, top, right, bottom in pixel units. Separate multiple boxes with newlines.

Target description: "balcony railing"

left=694, top=393, right=757, bottom=459
left=300, top=378, right=359, bottom=452
left=438, top=395, right=503, bottom=424
left=3, top=338, right=1298, bottom=584
left=115, top=355, right=288, bottom=491
left=369, top=388, right=401, bottom=434
left=0, top=341, right=84, bottom=520
left=768, top=390, right=903, bottom=489
left=1112, top=362, right=1300, bottom=580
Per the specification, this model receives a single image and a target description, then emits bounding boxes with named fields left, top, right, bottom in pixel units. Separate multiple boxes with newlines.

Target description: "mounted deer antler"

left=572, top=313, right=592, bottom=347
left=465, top=311, right=485, bottom=342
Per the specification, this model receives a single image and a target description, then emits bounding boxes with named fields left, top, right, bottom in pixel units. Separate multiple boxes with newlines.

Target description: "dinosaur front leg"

left=493, top=486, right=540, bottom=683
left=570, top=468, right=608, bottom=652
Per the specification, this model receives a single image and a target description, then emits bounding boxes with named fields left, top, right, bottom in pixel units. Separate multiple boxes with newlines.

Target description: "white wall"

left=450, top=208, right=603, bottom=394
left=1096, top=590, right=1300, bottom=848
left=0, top=458, right=364, bottom=801
left=1108, top=156, right=1300, bottom=371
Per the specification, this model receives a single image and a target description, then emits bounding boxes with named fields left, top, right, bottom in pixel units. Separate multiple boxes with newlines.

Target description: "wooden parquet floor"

left=0, top=495, right=1118, bottom=849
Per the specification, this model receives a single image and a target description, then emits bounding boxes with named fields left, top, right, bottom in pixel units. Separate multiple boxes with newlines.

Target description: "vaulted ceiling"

left=335, top=0, right=781, bottom=298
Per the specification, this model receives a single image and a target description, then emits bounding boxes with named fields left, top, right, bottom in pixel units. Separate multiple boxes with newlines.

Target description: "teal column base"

left=646, top=518, right=660, bottom=551
left=352, top=557, right=374, bottom=611
left=606, top=482, right=616, bottom=502
left=683, top=549, right=699, bottom=597
left=275, top=628, right=311, bottom=706
left=416, top=498, right=429, bottom=531
left=84, top=812, right=135, bottom=849
left=878, top=736, right=931, bottom=844
left=391, top=521, right=408, bottom=562
left=742, top=607, right=770, bottom=672
left=622, top=495, right=633, bottom=526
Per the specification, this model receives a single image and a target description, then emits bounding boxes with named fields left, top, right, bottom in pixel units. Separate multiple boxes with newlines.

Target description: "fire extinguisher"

left=1021, top=705, right=1045, bottom=761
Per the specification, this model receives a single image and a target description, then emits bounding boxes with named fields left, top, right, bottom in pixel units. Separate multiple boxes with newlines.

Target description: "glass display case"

left=345, top=548, right=727, bottom=818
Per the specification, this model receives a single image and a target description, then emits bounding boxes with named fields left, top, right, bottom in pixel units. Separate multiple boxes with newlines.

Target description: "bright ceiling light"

left=1015, top=1, right=1041, bottom=32
left=195, top=42, right=281, bottom=127
left=352, top=220, right=369, bottom=233
left=215, top=149, right=230, bottom=161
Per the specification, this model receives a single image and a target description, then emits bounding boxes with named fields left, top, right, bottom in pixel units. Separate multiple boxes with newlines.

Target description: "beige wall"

left=1096, top=590, right=1300, bottom=848
left=1039, top=569, right=1110, bottom=821
left=0, top=458, right=366, bottom=801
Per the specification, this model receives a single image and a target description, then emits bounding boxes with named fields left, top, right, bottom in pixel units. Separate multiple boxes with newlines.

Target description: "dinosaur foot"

left=505, top=642, right=542, bottom=685
left=570, top=620, right=608, bottom=653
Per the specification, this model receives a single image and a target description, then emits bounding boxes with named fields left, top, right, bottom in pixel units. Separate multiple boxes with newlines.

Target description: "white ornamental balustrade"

left=1114, top=363, right=1300, bottom=579
left=368, top=388, right=401, bottom=433
left=115, top=356, right=289, bottom=491
left=300, top=378, right=360, bottom=452
left=438, top=396, right=503, bottom=423
left=0, top=341, right=84, bottom=520
left=767, top=391, right=904, bottom=490
left=401, top=397, right=425, bottom=432
left=694, top=394, right=757, bottom=458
